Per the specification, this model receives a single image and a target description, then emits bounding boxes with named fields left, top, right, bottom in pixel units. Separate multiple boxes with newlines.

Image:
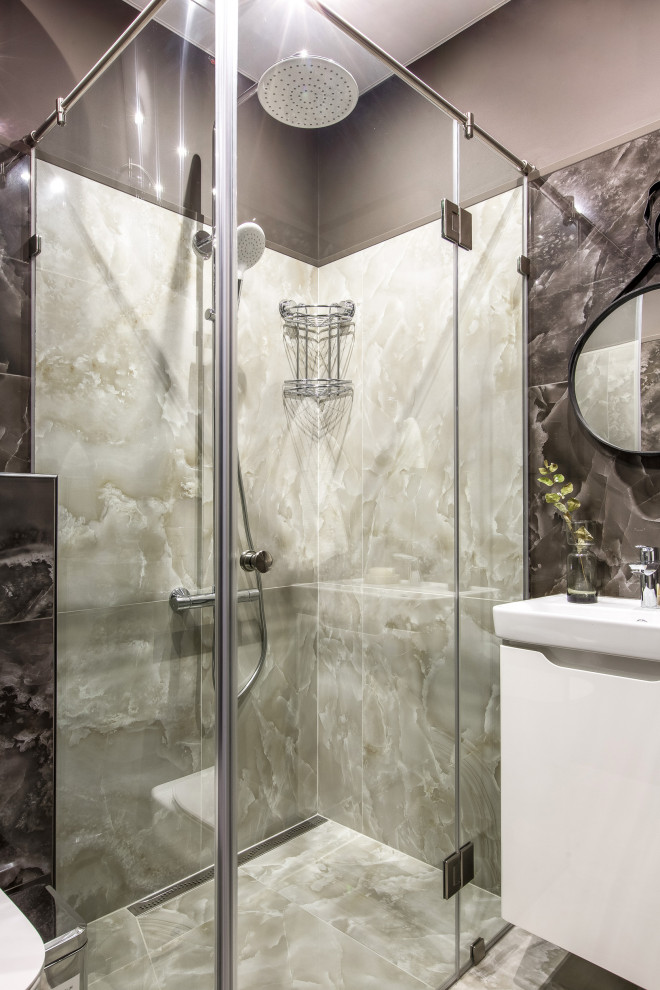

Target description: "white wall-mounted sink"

left=496, top=593, right=660, bottom=988
left=493, top=593, right=660, bottom=661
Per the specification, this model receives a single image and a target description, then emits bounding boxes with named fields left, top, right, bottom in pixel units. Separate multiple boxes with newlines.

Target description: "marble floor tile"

left=453, top=927, right=641, bottom=990
left=237, top=875, right=430, bottom=990
left=241, top=820, right=358, bottom=887
left=136, top=879, right=215, bottom=954
left=89, top=954, right=161, bottom=990
left=86, top=908, right=150, bottom=983
left=244, top=821, right=458, bottom=987
left=84, top=824, right=512, bottom=990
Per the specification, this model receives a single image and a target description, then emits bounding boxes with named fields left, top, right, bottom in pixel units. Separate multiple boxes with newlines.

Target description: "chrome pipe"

left=25, top=0, right=171, bottom=148
left=303, top=0, right=533, bottom=176
left=169, top=587, right=261, bottom=611
left=237, top=82, right=258, bottom=107
left=214, top=0, right=238, bottom=984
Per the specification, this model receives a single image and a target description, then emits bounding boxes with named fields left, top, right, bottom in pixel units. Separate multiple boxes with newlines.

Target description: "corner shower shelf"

left=280, top=299, right=355, bottom=400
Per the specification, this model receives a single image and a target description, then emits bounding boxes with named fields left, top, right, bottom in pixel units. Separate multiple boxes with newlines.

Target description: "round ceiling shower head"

left=257, top=54, right=358, bottom=129
left=237, top=222, right=266, bottom=278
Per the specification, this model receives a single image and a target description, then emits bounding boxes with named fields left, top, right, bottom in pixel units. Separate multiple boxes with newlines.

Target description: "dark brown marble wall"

left=0, top=147, right=57, bottom=897
left=528, top=129, right=660, bottom=598
left=0, top=152, right=31, bottom=471
left=0, top=473, right=56, bottom=893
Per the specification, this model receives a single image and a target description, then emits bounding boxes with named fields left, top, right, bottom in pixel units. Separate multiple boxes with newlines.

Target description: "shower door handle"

left=240, top=549, right=273, bottom=573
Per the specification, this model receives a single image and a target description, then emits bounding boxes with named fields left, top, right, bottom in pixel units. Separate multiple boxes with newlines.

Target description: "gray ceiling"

left=125, top=0, right=512, bottom=92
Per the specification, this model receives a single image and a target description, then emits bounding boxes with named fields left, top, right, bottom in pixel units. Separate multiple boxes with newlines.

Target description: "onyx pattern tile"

left=528, top=382, right=660, bottom=599
left=0, top=474, right=55, bottom=624
left=86, top=907, right=149, bottom=983
left=452, top=927, right=641, bottom=990
left=0, top=373, right=30, bottom=471
left=136, top=879, right=215, bottom=954
left=241, top=820, right=357, bottom=889
left=0, top=257, right=31, bottom=378
left=0, top=154, right=31, bottom=264
left=247, top=824, right=456, bottom=988
left=0, top=616, right=54, bottom=892
left=88, top=955, right=161, bottom=990
left=56, top=599, right=214, bottom=921
left=528, top=131, right=660, bottom=388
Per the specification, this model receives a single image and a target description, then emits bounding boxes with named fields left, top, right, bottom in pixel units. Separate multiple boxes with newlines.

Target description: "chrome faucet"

left=630, top=545, right=660, bottom=608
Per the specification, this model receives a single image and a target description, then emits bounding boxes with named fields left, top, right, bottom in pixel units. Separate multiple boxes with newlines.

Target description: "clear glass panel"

left=31, top=3, right=216, bottom=982
left=456, top=131, right=525, bottom=967
left=235, top=2, right=459, bottom=986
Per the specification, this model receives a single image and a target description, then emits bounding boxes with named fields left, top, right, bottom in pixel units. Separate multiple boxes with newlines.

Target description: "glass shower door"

left=31, top=4, right=219, bottom=983
left=232, top=1, right=462, bottom=986
left=456, top=131, right=526, bottom=968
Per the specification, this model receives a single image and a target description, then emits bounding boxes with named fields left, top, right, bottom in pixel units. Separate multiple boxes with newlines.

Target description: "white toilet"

left=0, top=888, right=45, bottom=990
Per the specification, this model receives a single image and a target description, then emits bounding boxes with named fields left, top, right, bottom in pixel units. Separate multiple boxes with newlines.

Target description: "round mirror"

left=569, top=283, right=660, bottom=455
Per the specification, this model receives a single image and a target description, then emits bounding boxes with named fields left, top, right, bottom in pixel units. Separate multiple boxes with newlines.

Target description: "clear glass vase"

left=566, top=521, right=598, bottom=603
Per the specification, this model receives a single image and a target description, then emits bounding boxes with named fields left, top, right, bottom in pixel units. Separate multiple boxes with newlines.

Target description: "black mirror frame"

left=568, top=282, right=660, bottom=458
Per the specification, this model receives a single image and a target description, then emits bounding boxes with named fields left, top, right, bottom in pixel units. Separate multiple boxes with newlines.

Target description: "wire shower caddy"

left=280, top=299, right=355, bottom=400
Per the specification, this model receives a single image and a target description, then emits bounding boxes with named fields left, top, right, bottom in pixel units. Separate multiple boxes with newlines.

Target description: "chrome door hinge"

left=28, top=234, right=42, bottom=258
left=442, top=840, right=475, bottom=899
left=441, top=199, right=472, bottom=251
left=470, top=937, right=486, bottom=965
left=517, top=254, right=531, bottom=276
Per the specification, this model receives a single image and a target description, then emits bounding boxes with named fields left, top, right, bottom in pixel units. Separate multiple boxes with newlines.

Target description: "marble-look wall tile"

left=0, top=474, right=56, bottom=893
left=236, top=585, right=318, bottom=851
left=317, top=254, right=364, bottom=584
left=56, top=599, right=214, bottom=919
left=314, top=194, right=522, bottom=891
left=528, top=129, right=660, bottom=597
left=528, top=381, right=660, bottom=599
left=34, top=161, right=211, bottom=610
left=0, top=373, right=30, bottom=472
left=360, top=224, right=455, bottom=585
left=0, top=474, right=55, bottom=623
left=529, top=132, right=660, bottom=388
left=0, top=618, right=54, bottom=891
left=458, top=189, right=524, bottom=597
left=458, top=595, right=503, bottom=897
left=317, top=589, right=363, bottom=831
left=361, top=592, right=456, bottom=868
left=236, top=248, right=321, bottom=850
left=237, top=247, right=319, bottom=589
left=0, top=155, right=31, bottom=379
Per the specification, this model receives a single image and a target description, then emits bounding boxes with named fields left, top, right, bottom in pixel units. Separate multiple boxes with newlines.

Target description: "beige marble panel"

left=458, top=595, right=503, bottom=896
left=236, top=249, right=320, bottom=850
left=457, top=187, right=524, bottom=596
left=237, top=247, right=319, bottom=589
left=236, top=585, right=318, bottom=851
left=360, top=222, right=456, bottom=586
left=56, top=600, right=214, bottom=920
left=361, top=591, right=456, bottom=866
left=34, top=161, right=212, bottom=610
left=316, top=588, right=363, bottom=830
left=456, top=188, right=524, bottom=953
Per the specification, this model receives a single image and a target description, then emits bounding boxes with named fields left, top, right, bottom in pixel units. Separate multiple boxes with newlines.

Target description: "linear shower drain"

left=127, top=814, right=327, bottom=917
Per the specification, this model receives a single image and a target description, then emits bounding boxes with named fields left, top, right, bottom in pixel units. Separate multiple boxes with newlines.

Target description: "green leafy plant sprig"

left=537, top=460, right=593, bottom=546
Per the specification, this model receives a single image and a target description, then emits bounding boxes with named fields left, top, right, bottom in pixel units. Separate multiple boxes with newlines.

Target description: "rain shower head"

left=237, top=221, right=265, bottom=278
left=257, top=54, right=358, bottom=129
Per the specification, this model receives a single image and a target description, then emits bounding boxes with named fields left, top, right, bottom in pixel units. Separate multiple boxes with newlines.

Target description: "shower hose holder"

left=280, top=299, right=355, bottom=401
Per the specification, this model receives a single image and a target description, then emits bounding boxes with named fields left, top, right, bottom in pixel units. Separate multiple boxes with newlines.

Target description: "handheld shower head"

left=237, top=222, right=265, bottom=278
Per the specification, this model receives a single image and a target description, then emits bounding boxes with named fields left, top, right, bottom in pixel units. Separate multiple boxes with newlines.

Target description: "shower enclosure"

left=22, top=0, right=526, bottom=986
